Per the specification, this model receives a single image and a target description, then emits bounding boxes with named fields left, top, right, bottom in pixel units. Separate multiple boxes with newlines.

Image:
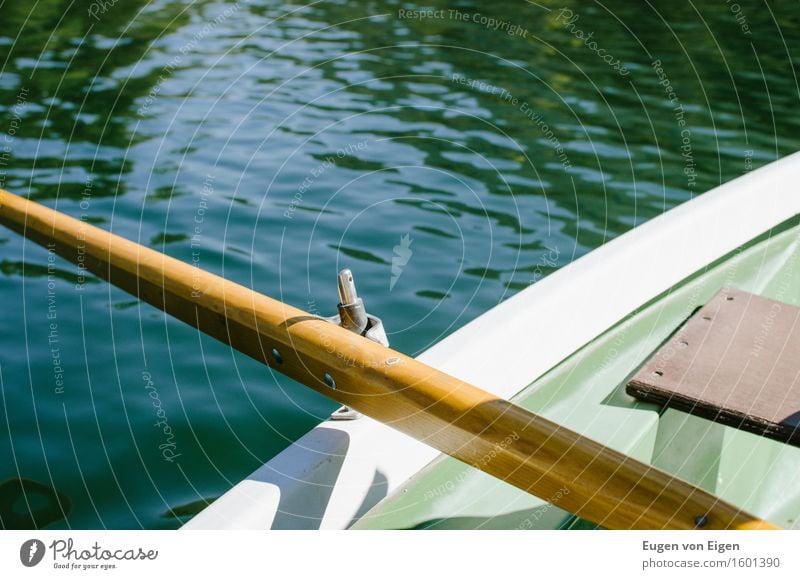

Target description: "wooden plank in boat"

left=627, top=289, right=800, bottom=446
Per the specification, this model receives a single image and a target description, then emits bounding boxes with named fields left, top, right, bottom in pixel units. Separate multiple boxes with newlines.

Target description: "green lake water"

left=0, top=0, right=798, bottom=528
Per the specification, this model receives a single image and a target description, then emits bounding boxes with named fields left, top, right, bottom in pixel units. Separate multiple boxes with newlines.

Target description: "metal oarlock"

left=336, top=269, right=368, bottom=334
left=323, top=269, right=388, bottom=420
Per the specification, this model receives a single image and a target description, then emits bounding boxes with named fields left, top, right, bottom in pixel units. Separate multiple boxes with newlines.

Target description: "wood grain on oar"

left=0, top=188, right=779, bottom=530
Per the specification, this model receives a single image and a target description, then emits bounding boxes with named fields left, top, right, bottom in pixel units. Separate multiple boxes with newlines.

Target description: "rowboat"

left=1, top=152, right=799, bottom=530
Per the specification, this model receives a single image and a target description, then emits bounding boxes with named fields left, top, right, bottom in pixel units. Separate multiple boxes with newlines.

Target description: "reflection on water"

left=0, top=478, right=71, bottom=529
left=1, top=0, right=799, bottom=528
left=159, top=496, right=215, bottom=522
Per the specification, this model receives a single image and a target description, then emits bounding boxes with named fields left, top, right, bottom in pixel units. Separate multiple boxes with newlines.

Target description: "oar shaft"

left=0, top=188, right=777, bottom=530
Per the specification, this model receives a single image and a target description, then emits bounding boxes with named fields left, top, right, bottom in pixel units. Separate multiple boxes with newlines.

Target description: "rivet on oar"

left=324, top=373, right=336, bottom=390
left=271, top=348, right=283, bottom=364
left=694, top=515, right=709, bottom=528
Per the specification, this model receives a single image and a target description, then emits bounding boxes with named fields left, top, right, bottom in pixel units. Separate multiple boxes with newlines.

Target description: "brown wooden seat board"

left=627, top=289, right=800, bottom=446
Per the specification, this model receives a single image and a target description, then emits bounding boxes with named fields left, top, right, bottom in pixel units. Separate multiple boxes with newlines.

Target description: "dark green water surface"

left=0, top=0, right=798, bottom=528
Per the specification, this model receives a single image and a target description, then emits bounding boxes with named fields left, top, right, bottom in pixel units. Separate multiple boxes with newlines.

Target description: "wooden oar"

left=0, top=188, right=778, bottom=530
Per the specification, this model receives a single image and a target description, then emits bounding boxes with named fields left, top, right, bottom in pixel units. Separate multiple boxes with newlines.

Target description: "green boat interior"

left=354, top=216, right=800, bottom=530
